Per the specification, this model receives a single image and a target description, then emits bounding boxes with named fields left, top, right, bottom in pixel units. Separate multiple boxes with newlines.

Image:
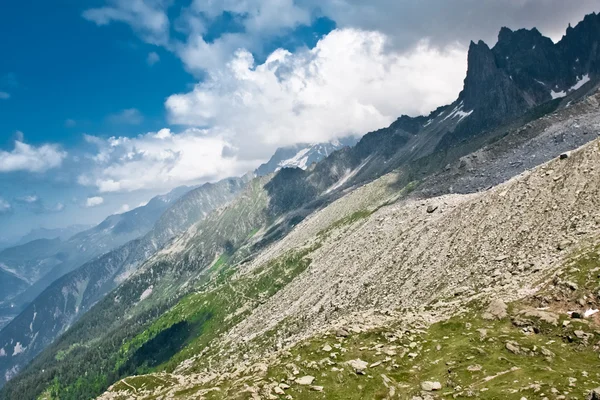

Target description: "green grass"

left=114, top=244, right=320, bottom=378
left=317, top=210, right=373, bottom=239
left=161, top=246, right=600, bottom=400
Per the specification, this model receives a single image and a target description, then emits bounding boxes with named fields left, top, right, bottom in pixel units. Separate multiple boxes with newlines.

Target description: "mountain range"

left=1, top=12, right=600, bottom=400
left=0, top=185, right=192, bottom=329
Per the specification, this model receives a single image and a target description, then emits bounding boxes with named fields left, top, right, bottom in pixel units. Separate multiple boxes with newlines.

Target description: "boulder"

left=347, top=359, right=369, bottom=375
left=420, top=381, right=442, bottom=391
left=482, top=299, right=508, bottom=320
left=588, top=387, right=600, bottom=400
left=295, top=376, right=315, bottom=386
left=426, top=205, right=438, bottom=214
left=506, top=341, right=521, bottom=354
left=335, top=328, right=349, bottom=337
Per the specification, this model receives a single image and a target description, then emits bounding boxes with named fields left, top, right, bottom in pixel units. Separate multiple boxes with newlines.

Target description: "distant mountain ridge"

left=0, top=185, right=192, bottom=329
left=14, top=225, right=91, bottom=247
left=254, top=138, right=358, bottom=176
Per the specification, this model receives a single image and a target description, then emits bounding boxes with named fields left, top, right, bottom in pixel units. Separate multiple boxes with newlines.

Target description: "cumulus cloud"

left=78, top=0, right=600, bottom=194
left=79, top=129, right=257, bottom=192
left=0, top=198, right=11, bottom=214
left=167, top=29, right=467, bottom=160
left=85, top=196, right=105, bottom=208
left=0, top=92, right=9, bottom=100
left=0, top=141, right=67, bottom=173
left=107, top=108, right=144, bottom=125
left=18, top=195, right=38, bottom=204
left=147, top=51, right=160, bottom=65
left=116, top=204, right=131, bottom=214
left=83, top=0, right=171, bottom=45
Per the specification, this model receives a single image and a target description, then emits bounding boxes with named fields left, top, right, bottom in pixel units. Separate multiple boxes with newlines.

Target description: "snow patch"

left=442, top=102, right=473, bottom=123
left=455, top=110, right=474, bottom=122
left=30, top=311, right=37, bottom=332
left=584, top=308, right=599, bottom=318
left=0, top=348, right=5, bottom=357
left=278, top=147, right=312, bottom=170
left=549, top=74, right=591, bottom=100
left=139, top=286, right=154, bottom=301
left=570, top=74, right=590, bottom=91
left=550, top=89, right=566, bottom=100
left=12, top=342, right=25, bottom=356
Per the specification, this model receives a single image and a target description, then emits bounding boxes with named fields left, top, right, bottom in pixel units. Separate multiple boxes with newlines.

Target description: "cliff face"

left=453, top=13, right=600, bottom=143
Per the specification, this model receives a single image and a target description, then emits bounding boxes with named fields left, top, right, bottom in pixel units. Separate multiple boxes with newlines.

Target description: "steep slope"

left=0, top=176, right=271, bottom=398
left=0, top=271, right=26, bottom=316
left=0, top=185, right=191, bottom=326
left=97, top=122, right=600, bottom=400
left=0, top=177, right=247, bottom=387
left=0, top=238, right=64, bottom=286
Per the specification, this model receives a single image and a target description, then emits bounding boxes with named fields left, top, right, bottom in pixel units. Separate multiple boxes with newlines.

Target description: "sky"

left=0, top=0, right=598, bottom=241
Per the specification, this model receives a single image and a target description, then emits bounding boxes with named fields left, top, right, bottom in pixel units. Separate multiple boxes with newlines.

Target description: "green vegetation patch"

left=116, top=245, right=320, bottom=378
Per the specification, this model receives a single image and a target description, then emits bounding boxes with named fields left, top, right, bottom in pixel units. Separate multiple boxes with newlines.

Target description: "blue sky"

left=0, top=0, right=597, bottom=241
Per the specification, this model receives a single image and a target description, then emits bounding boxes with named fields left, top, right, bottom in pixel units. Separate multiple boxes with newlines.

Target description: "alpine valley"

left=2, top=12, right=600, bottom=400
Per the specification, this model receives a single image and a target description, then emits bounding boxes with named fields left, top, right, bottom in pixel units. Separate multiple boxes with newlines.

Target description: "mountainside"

left=14, top=225, right=91, bottom=247
left=0, top=177, right=247, bottom=387
left=255, top=138, right=358, bottom=176
left=0, top=186, right=191, bottom=329
left=2, top=13, right=600, bottom=400
left=97, top=120, right=600, bottom=400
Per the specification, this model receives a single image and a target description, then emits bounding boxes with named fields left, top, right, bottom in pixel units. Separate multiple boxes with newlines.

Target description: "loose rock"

left=295, top=376, right=315, bottom=386
left=483, top=299, right=508, bottom=320
left=421, top=381, right=442, bottom=391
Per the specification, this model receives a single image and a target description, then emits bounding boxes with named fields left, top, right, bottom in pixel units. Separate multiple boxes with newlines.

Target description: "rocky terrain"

left=3, top=13, right=600, bottom=400
left=98, top=117, right=600, bottom=400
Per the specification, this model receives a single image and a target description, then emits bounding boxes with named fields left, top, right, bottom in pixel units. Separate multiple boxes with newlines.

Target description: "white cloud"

left=19, top=195, right=39, bottom=204
left=85, top=196, right=105, bottom=208
left=0, top=92, right=9, bottom=100
left=167, top=29, right=467, bottom=159
left=79, top=128, right=257, bottom=193
left=0, top=141, right=67, bottom=173
left=0, top=198, right=10, bottom=214
left=52, top=203, right=66, bottom=212
left=116, top=204, right=131, bottom=214
left=147, top=51, right=160, bottom=65
left=83, top=0, right=171, bottom=45
left=65, top=119, right=77, bottom=127
left=107, top=108, right=144, bottom=125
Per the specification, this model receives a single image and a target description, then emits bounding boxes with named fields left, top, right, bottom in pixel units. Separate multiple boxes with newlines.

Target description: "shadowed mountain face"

left=2, top=13, right=600, bottom=400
